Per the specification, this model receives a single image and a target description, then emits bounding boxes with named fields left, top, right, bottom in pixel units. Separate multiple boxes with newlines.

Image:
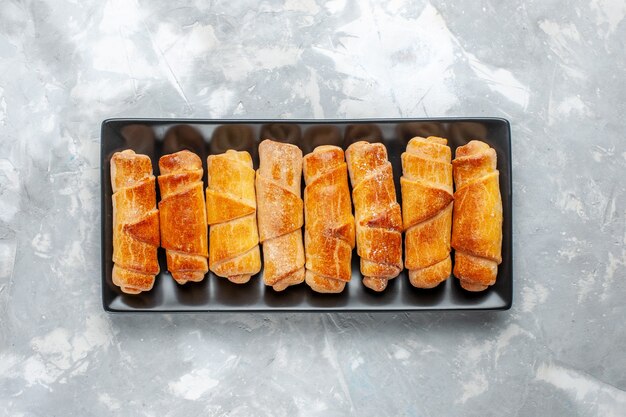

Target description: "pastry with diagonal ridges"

left=111, top=150, right=160, bottom=294
left=401, top=136, right=454, bottom=288
left=303, top=145, right=355, bottom=293
left=452, top=140, right=503, bottom=291
left=158, top=150, right=208, bottom=284
left=346, top=141, right=402, bottom=292
left=206, top=150, right=261, bottom=284
left=256, top=140, right=305, bottom=291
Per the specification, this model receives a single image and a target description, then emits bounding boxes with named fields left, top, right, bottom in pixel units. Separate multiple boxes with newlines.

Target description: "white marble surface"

left=1, top=0, right=625, bottom=415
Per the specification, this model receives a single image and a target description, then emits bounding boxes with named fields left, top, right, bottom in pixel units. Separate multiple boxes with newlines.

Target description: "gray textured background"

left=1, top=0, right=625, bottom=415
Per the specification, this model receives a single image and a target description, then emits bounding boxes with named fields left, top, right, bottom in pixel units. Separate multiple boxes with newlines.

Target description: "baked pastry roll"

left=346, top=141, right=402, bottom=291
left=303, top=145, right=355, bottom=293
left=111, top=150, right=160, bottom=294
left=256, top=140, right=305, bottom=291
left=158, top=150, right=208, bottom=284
left=401, top=137, right=453, bottom=288
left=451, top=140, right=503, bottom=291
left=206, top=150, right=261, bottom=283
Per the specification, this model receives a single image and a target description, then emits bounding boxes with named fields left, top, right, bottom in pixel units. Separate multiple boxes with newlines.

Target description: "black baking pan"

left=101, top=118, right=512, bottom=312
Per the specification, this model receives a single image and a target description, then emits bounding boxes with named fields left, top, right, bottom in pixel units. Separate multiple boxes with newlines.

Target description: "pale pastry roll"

left=346, top=141, right=402, bottom=292
left=206, top=150, right=261, bottom=283
left=256, top=140, right=305, bottom=291
left=111, top=150, right=160, bottom=294
left=158, top=150, right=208, bottom=284
left=401, top=137, right=454, bottom=288
left=303, top=145, right=355, bottom=293
left=451, top=140, right=503, bottom=291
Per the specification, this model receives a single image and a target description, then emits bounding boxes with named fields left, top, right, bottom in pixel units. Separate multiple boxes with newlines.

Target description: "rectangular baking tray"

left=101, top=118, right=512, bottom=312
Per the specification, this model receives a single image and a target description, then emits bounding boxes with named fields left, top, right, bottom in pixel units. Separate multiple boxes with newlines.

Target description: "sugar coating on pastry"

left=256, top=139, right=305, bottom=291
left=346, top=141, right=402, bottom=292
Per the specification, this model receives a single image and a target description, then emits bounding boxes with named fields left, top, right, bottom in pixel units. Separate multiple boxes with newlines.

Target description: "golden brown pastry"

left=401, top=137, right=453, bottom=288
left=256, top=140, right=305, bottom=291
left=303, top=145, right=355, bottom=293
left=206, top=150, right=261, bottom=283
left=346, top=141, right=402, bottom=291
left=110, top=150, right=160, bottom=294
left=158, top=150, right=208, bottom=284
left=451, top=140, right=503, bottom=291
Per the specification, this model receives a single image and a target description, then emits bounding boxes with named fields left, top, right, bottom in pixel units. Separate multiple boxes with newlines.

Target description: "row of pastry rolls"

left=111, top=138, right=502, bottom=295
left=156, top=144, right=301, bottom=291
left=401, top=137, right=503, bottom=291
left=111, top=149, right=257, bottom=295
